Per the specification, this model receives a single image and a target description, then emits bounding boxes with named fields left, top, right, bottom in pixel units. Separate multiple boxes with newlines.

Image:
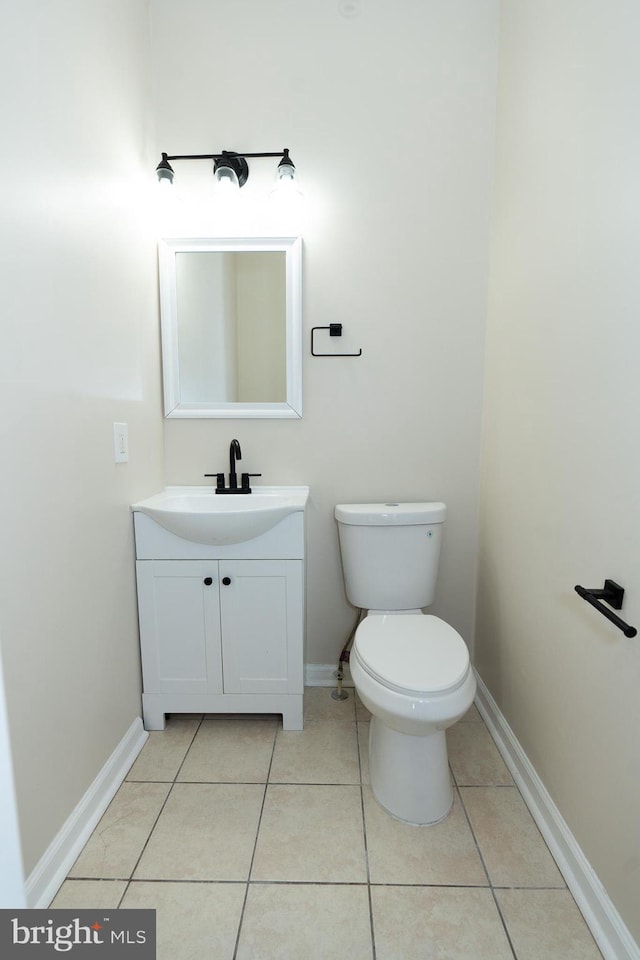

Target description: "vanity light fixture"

left=155, top=148, right=298, bottom=193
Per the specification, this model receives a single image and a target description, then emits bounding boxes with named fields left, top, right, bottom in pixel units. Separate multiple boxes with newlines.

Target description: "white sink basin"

left=131, top=485, right=309, bottom=545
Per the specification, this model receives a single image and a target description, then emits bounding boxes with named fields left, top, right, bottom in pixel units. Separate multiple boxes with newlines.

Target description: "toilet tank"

left=335, top=502, right=446, bottom=611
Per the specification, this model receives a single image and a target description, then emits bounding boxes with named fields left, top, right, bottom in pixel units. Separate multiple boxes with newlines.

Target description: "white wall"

left=477, top=0, right=640, bottom=942
left=151, top=0, right=500, bottom=665
left=0, top=637, right=25, bottom=907
left=0, top=0, right=163, bottom=877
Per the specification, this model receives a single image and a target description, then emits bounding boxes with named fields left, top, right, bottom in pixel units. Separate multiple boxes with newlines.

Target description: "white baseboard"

left=26, top=717, right=148, bottom=908
left=474, top=671, right=639, bottom=960
left=304, top=662, right=354, bottom=687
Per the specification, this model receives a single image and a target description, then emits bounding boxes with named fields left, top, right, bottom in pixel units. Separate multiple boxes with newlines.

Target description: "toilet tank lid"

left=335, top=502, right=446, bottom=526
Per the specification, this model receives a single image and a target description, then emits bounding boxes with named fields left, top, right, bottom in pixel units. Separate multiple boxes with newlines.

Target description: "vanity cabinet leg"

left=281, top=696, right=304, bottom=731
left=142, top=697, right=166, bottom=731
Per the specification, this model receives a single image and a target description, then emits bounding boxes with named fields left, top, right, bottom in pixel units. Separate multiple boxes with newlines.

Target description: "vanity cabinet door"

left=136, top=560, right=223, bottom=695
left=219, top=560, right=304, bottom=695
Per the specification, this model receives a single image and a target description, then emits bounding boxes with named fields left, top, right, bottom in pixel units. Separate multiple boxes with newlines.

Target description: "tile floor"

left=51, top=689, right=604, bottom=960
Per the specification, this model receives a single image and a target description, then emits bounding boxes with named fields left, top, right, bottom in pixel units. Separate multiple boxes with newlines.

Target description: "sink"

left=131, top=485, right=309, bottom=545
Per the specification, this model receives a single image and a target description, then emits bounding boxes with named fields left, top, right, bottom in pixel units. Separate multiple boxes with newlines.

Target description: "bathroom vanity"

left=132, top=486, right=308, bottom=731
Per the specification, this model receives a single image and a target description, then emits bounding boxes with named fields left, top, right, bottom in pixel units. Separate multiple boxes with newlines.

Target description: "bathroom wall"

left=150, top=0, right=500, bottom=665
left=0, top=0, right=164, bottom=876
left=477, top=0, right=640, bottom=942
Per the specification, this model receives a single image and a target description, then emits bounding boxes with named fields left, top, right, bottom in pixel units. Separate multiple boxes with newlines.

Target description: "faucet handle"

left=204, top=473, right=225, bottom=491
left=241, top=472, right=261, bottom=492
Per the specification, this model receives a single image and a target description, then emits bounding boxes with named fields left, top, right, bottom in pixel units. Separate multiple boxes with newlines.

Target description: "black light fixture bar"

left=161, top=150, right=289, bottom=162
left=155, top=148, right=296, bottom=189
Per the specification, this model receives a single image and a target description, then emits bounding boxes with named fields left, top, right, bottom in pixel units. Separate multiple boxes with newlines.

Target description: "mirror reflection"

left=159, top=236, right=302, bottom=419
left=175, top=251, right=286, bottom=403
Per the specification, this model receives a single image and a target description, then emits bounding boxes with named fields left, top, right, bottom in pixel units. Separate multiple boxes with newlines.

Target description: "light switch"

left=113, top=422, right=129, bottom=463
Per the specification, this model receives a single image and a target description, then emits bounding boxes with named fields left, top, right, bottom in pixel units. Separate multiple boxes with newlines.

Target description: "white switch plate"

left=113, top=422, right=129, bottom=463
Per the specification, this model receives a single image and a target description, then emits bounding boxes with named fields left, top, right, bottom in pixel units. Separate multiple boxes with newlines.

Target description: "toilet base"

left=368, top=717, right=453, bottom=825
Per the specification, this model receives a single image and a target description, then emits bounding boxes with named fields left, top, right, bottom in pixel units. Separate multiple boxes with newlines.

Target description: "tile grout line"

left=115, top=714, right=205, bottom=908
left=231, top=716, right=280, bottom=960
left=69, top=875, right=576, bottom=889
left=455, top=769, right=520, bottom=960
left=454, top=784, right=568, bottom=887
left=354, top=700, right=377, bottom=960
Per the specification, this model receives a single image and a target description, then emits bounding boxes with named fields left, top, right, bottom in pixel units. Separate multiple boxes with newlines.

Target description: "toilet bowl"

left=335, top=502, right=476, bottom=825
left=351, top=612, right=475, bottom=824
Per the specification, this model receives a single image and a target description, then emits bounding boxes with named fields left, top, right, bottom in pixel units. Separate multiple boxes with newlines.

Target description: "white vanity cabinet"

left=133, top=503, right=306, bottom=731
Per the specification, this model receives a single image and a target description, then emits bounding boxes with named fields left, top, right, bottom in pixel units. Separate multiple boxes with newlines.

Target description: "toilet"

left=335, top=501, right=476, bottom=825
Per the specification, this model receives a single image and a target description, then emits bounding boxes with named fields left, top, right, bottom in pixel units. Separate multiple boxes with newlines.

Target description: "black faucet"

left=229, top=438, right=241, bottom=489
left=204, top=439, right=261, bottom=494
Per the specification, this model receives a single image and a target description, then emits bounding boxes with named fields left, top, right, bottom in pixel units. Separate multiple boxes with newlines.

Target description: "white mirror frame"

left=159, top=236, right=302, bottom=418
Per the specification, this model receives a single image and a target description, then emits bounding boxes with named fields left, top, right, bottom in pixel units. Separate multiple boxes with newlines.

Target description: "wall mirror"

left=158, top=236, right=302, bottom=418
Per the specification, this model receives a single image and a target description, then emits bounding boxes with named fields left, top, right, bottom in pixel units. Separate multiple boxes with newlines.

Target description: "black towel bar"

left=574, top=580, right=637, bottom=638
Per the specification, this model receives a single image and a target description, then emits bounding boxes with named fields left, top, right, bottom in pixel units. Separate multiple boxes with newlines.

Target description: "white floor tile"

left=53, top=707, right=597, bottom=960
left=237, top=883, right=373, bottom=960
left=251, top=783, right=367, bottom=882
left=134, top=783, right=264, bottom=881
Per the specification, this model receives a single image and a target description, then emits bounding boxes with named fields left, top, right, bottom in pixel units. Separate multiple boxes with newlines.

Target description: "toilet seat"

left=354, top=614, right=470, bottom=697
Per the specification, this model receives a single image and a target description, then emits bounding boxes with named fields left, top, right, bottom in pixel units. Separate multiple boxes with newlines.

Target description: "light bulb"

left=273, top=151, right=302, bottom=204
left=155, top=154, right=175, bottom=186
left=214, top=164, right=240, bottom=192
